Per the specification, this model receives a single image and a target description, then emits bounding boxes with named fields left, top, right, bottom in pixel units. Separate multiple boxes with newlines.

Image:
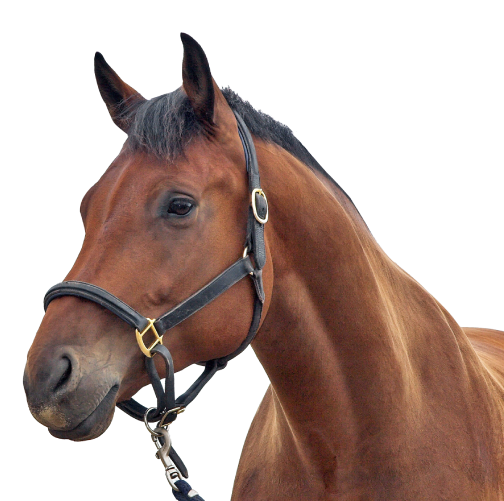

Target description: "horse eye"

left=167, top=198, right=194, bottom=216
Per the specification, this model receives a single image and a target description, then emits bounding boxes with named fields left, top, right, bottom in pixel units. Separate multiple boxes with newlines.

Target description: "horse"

left=23, top=33, right=504, bottom=500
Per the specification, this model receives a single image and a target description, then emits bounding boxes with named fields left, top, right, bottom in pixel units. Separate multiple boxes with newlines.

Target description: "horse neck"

left=251, top=140, right=480, bottom=471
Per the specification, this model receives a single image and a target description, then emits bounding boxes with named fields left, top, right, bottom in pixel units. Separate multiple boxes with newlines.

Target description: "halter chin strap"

left=43, top=112, right=268, bottom=424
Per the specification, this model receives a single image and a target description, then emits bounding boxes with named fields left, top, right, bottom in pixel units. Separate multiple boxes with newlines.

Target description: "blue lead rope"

left=173, top=480, right=205, bottom=500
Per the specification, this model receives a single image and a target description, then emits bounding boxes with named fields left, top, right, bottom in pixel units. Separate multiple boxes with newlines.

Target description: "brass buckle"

left=158, top=406, right=186, bottom=427
left=251, top=188, right=268, bottom=224
left=135, top=318, right=162, bottom=358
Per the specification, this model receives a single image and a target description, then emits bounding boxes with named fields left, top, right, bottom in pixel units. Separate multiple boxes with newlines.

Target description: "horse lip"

left=49, top=384, right=119, bottom=441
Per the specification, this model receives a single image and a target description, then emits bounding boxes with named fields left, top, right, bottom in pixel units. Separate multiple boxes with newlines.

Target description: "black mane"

left=127, top=87, right=356, bottom=209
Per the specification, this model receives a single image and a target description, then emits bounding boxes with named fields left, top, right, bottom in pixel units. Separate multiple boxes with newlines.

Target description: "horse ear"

left=94, top=52, right=146, bottom=133
left=181, top=33, right=215, bottom=126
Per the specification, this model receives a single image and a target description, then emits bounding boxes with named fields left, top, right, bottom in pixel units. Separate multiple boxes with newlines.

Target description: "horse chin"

left=49, top=384, right=118, bottom=442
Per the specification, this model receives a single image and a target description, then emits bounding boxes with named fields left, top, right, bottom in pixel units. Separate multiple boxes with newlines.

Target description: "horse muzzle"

left=23, top=345, right=120, bottom=441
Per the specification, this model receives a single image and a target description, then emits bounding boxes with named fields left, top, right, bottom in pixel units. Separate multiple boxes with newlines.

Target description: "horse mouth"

left=49, top=384, right=119, bottom=441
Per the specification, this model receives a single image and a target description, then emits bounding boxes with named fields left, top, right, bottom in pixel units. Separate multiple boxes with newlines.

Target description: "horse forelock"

left=125, top=88, right=205, bottom=161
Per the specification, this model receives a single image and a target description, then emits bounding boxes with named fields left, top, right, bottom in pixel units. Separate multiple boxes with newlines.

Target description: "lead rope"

left=172, top=481, right=205, bottom=501
left=140, top=345, right=205, bottom=501
left=144, top=411, right=204, bottom=500
left=146, top=424, right=205, bottom=501
left=141, top=282, right=264, bottom=499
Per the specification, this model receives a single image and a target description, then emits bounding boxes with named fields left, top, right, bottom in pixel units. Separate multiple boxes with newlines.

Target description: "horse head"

left=24, top=34, right=273, bottom=441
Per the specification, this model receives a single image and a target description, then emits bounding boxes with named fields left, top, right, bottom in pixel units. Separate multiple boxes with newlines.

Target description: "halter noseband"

left=43, top=112, right=268, bottom=425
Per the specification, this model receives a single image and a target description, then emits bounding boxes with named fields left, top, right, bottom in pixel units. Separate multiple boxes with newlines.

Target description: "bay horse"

left=24, top=34, right=504, bottom=500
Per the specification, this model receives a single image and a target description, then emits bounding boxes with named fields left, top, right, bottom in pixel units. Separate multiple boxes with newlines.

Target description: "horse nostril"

left=52, top=356, right=73, bottom=393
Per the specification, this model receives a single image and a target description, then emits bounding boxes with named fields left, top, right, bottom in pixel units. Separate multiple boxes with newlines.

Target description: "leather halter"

left=43, top=112, right=268, bottom=424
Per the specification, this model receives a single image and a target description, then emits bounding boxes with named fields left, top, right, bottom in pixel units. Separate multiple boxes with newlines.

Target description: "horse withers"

left=24, top=34, right=504, bottom=500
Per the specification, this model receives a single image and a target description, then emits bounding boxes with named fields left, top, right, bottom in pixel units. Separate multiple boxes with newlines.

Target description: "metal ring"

left=144, top=405, right=161, bottom=437
left=242, top=247, right=254, bottom=276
